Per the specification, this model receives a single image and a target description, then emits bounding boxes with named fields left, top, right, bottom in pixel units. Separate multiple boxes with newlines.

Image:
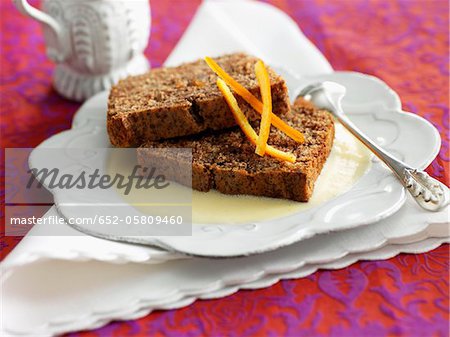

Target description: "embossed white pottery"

left=13, top=0, right=151, bottom=101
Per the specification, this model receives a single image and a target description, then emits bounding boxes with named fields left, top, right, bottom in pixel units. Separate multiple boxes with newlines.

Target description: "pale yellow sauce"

left=108, top=124, right=371, bottom=224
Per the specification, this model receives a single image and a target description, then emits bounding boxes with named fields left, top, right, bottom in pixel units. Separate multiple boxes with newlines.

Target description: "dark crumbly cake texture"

left=107, top=53, right=290, bottom=147
left=138, top=98, right=335, bottom=202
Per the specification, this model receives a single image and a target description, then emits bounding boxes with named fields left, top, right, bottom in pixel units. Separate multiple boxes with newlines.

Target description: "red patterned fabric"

left=1, top=0, right=448, bottom=336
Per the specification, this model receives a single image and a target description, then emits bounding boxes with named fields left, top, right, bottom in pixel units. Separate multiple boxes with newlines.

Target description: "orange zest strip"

left=254, top=60, right=272, bottom=156
left=216, top=79, right=296, bottom=163
left=205, top=56, right=263, bottom=111
left=205, top=56, right=305, bottom=144
left=271, top=113, right=304, bottom=143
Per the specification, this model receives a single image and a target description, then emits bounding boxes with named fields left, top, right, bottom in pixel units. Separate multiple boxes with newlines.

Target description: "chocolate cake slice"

left=107, top=53, right=290, bottom=147
left=138, top=98, right=335, bottom=202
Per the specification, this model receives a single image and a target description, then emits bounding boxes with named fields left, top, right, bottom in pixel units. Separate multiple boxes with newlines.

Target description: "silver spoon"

left=298, top=81, right=449, bottom=212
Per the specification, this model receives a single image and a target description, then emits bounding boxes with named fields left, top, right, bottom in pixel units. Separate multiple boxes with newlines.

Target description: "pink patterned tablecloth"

left=1, top=0, right=449, bottom=336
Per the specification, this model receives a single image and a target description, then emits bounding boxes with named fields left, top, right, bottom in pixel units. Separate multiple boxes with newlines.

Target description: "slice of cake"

left=138, top=98, right=334, bottom=202
left=107, top=53, right=290, bottom=147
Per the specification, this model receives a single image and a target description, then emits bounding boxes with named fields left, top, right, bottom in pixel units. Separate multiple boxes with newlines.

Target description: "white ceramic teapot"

left=13, top=0, right=151, bottom=101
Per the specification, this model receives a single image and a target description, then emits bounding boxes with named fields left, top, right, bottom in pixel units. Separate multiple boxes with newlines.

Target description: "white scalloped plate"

left=29, top=70, right=441, bottom=257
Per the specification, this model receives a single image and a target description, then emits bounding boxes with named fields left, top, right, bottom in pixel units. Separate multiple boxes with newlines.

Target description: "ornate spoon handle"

left=335, top=113, right=449, bottom=212
left=299, top=81, right=449, bottom=212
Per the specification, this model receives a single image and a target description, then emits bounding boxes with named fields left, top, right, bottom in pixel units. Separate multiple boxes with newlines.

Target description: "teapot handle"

left=13, top=0, right=66, bottom=62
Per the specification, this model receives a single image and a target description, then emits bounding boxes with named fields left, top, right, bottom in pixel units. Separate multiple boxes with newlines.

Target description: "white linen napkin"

left=2, top=198, right=448, bottom=336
